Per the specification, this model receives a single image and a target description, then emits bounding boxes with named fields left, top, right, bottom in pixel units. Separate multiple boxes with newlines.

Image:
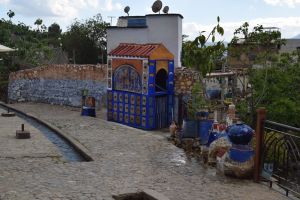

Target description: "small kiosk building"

left=107, top=43, right=174, bottom=130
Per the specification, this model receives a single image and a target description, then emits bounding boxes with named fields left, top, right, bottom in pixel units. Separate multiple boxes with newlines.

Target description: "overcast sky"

left=1, top=0, right=300, bottom=41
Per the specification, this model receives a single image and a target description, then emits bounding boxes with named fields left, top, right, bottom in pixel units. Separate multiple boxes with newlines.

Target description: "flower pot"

left=226, top=123, right=254, bottom=145
left=182, top=119, right=198, bottom=138
left=198, top=120, right=213, bottom=145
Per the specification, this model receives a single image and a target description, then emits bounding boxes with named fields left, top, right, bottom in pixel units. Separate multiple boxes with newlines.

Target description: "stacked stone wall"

left=174, top=67, right=200, bottom=95
left=8, top=64, right=107, bottom=107
left=8, top=65, right=199, bottom=108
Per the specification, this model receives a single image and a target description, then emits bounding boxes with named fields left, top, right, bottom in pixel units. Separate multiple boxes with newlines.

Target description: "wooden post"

left=254, top=107, right=266, bottom=183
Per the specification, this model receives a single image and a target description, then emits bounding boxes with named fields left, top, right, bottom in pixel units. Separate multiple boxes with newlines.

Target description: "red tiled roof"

left=108, top=43, right=162, bottom=58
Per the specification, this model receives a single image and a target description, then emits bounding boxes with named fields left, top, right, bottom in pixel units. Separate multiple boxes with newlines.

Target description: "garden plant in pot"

left=182, top=80, right=207, bottom=138
left=182, top=17, right=226, bottom=143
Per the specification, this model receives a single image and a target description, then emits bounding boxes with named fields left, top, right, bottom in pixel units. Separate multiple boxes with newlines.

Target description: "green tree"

left=34, top=18, right=43, bottom=31
left=182, top=17, right=226, bottom=116
left=229, top=23, right=300, bottom=126
left=184, top=16, right=226, bottom=76
left=248, top=52, right=300, bottom=127
left=48, top=23, right=62, bottom=47
left=7, top=10, right=15, bottom=20
left=48, top=23, right=62, bottom=37
left=62, top=14, right=108, bottom=64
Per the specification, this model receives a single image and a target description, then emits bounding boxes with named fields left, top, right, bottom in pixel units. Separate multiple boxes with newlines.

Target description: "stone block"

left=1, top=112, right=16, bottom=117
left=16, top=130, right=31, bottom=139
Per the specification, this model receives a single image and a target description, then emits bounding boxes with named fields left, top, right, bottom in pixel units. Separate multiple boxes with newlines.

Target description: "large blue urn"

left=227, top=123, right=254, bottom=145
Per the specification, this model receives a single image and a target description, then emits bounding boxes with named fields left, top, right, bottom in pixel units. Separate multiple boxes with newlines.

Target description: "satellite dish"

left=124, top=6, right=130, bottom=16
left=152, top=0, right=162, bottom=13
left=163, top=6, right=169, bottom=14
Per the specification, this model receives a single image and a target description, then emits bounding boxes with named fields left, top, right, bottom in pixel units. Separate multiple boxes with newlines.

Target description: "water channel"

left=0, top=105, right=85, bottom=162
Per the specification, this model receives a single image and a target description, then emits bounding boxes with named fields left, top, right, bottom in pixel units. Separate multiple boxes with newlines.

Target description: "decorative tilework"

left=113, top=104, right=118, bottom=111
left=119, top=113, right=123, bottom=122
left=142, top=96, right=147, bottom=106
left=125, top=104, right=129, bottom=113
left=142, top=117, right=146, bottom=127
left=136, top=96, right=141, bottom=105
left=124, top=114, right=129, bottom=123
left=119, top=93, right=123, bottom=102
left=130, top=106, right=135, bottom=114
left=130, top=115, right=135, bottom=124
left=136, top=116, right=141, bottom=125
left=119, top=103, right=123, bottom=112
left=136, top=106, right=141, bottom=115
left=113, top=93, right=118, bottom=102
left=142, top=107, right=146, bottom=116
left=114, top=65, right=142, bottom=93
left=107, top=57, right=174, bottom=130
left=130, top=95, right=135, bottom=105
left=113, top=112, right=118, bottom=121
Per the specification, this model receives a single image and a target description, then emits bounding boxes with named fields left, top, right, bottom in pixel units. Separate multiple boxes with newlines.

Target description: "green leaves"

left=62, top=13, right=108, bottom=64
left=183, top=16, right=226, bottom=77
left=212, top=35, right=215, bottom=43
left=237, top=52, right=300, bottom=127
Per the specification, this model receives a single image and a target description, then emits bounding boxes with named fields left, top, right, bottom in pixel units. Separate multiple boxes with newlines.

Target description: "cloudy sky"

left=1, top=0, right=300, bottom=41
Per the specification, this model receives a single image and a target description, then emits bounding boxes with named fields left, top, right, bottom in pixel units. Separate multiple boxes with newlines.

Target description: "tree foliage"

left=230, top=23, right=299, bottom=127
left=183, top=17, right=226, bottom=76
left=0, top=10, right=109, bottom=101
left=62, top=14, right=108, bottom=64
left=182, top=17, right=226, bottom=115
left=249, top=52, right=300, bottom=127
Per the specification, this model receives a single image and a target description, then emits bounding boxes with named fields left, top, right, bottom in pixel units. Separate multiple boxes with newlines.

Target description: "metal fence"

left=254, top=108, right=300, bottom=197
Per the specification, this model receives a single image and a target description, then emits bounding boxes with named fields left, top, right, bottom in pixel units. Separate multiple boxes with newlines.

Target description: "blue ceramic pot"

left=182, top=119, right=198, bottom=138
left=226, top=123, right=254, bottom=145
left=229, top=146, right=254, bottom=162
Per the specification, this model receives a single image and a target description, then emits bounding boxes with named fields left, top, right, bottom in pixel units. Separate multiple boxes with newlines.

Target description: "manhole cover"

left=112, top=190, right=169, bottom=200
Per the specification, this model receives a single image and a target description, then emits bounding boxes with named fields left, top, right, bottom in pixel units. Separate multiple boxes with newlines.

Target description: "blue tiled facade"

left=107, top=59, right=175, bottom=130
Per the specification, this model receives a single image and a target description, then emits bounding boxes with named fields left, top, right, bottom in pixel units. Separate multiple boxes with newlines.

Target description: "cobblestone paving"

left=0, top=107, right=62, bottom=160
left=0, top=103, right=289, bottom=200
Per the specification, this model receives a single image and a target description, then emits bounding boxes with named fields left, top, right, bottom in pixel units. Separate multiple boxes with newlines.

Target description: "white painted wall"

left=107, top=14, right=183, bottom=67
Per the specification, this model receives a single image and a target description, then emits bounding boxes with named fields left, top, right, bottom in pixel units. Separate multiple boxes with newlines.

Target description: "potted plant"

left=181, top=80, right=206, bottom=138
left=182, top=17, right=226, bottom=143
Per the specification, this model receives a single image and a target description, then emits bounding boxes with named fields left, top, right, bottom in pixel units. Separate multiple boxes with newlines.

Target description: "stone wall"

left=8, top=65, right=199, bottom=109
left=9, top=64, right=107, bottom=107
left=174, top=67, right=200, bottom=95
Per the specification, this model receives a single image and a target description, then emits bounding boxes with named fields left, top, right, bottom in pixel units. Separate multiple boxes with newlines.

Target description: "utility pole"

left=107, top=16, right=116, bottom=26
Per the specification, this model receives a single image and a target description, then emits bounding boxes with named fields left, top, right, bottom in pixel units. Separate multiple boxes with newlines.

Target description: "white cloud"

left=103, top=0, right=122, bottom=12
left=0, top=0, right=122, bottom=19
left=184, top=16, right=300, bottom=42
left=264, top=0, right=300, bottom=7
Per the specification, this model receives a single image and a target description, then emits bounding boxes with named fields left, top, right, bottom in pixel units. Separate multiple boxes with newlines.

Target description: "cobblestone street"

left=0, top=103, right=288, bottom=200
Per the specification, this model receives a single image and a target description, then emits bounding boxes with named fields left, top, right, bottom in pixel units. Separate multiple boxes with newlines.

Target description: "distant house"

left=280, top=39, right=300, bottom=54
left=227, top=40, right=279, bottom=70
left=228, top=38, right=300, bottom=70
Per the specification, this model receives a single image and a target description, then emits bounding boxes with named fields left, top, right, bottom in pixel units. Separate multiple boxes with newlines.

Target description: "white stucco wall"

left=107, top=28, right=148, bottom=52
left=107, top=14, right=183, bottom=68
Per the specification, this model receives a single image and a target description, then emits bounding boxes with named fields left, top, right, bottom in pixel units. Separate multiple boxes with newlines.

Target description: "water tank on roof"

left=127, top=17, right=146, bottom=27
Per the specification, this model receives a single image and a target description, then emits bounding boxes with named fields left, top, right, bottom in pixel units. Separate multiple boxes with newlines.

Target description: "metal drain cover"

left=112, top=189, right=169, bottom=200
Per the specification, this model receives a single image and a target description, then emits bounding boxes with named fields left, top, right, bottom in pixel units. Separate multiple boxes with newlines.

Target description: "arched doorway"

left=155, top=69, right=168, bottom=92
